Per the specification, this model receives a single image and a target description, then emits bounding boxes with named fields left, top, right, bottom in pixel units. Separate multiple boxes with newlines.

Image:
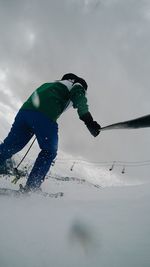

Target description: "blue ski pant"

left=0, top=109, right=58, bottom=188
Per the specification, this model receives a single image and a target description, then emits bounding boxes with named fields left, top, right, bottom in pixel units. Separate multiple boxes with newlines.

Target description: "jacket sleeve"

left=70, top=83, right=89, bottom=117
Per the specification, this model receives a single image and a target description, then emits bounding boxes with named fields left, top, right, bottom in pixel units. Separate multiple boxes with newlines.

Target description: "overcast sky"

left=0, top=0, right=150, bottom=176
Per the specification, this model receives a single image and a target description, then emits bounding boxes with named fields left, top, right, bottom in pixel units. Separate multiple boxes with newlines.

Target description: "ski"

left=0, top=188, right=64, bottom=198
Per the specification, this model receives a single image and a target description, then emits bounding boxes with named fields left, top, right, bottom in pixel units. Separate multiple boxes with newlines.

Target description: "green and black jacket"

left=21, top=80, right=89, bottom=122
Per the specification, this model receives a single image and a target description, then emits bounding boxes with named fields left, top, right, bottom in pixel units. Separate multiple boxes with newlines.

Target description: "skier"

left=0, top=73, right=101, bottom=192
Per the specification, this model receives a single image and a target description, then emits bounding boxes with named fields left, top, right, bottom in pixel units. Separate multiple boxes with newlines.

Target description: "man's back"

left=21, top=80, right=89, bottom=121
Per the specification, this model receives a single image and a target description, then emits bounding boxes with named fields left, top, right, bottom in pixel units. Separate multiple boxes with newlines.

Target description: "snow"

left=0, top=155, right=150, bottom=267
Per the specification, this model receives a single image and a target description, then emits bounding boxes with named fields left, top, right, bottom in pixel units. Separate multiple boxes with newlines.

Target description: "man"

left=0, top=73, right=101, bottom=192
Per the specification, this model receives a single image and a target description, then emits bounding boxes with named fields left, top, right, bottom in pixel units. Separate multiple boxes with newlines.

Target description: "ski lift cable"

left=55, top=158, right=150, bottom=168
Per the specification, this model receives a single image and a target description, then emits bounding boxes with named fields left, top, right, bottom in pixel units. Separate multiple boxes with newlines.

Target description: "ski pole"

left=11, top=137, right=36, bottom=184
left=101, top=114, right=150, bottom=131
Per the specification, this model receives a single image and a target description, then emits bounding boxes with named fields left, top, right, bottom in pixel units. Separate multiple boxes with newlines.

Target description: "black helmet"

left=61, top=73, right=88, bottom=90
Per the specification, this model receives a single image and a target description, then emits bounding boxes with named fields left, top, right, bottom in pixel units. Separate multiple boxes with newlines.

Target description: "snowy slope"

left=0, top=176, right=150, bottom=267
left=0, top=106, right=150, bottom=267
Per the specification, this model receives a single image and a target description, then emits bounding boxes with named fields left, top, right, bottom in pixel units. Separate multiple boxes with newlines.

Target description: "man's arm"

left=70, top=83, right=101, bottom=137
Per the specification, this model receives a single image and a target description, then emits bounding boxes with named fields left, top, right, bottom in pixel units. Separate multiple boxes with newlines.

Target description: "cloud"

left=0, top=0, right=150, bottom=176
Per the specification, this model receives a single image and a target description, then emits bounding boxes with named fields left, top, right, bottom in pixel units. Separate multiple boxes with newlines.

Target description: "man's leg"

left=0, top=110, right=34, bottom=166
left=25, top=113, right=58, bottom=189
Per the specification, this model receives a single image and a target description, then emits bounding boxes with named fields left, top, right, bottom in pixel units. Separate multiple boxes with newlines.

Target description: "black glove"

left=80, top=112, right=101, bottom=137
